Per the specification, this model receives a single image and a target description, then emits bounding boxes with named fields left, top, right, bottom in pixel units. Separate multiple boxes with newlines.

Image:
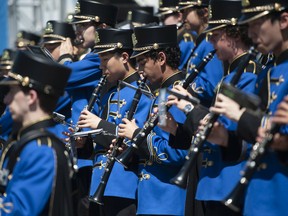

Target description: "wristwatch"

left=184, top=103, right=193, bottom=115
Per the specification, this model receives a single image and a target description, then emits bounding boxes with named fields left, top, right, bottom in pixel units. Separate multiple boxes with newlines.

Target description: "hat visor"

left=93, top=47, right=117, bottom=54
left=0, top=77, right=19, bottom=86
left=70, top=18, right=92, bottom=24
left=41, top=38, right=63, bottom=45
left=238, top=11, right=270, bottom=25
left=202, top=23, right=227, bottom=34
left=179, top=4, right=195, bottom=11
left=130, top=50, right=151, bottom=59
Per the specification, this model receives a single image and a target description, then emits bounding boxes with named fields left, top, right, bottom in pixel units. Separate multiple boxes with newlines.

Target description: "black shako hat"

left=131, top=9, right=159, bottom=25
left=204, top=0, right=242, bottom=33
left=41, top=20, right=76, bottom=44
left=179, top=0, right=209, bottom=10
left=16, top=31, right=41, bottom=48
left=239, top=0, right=288, bottom=24
left=0, top=49, right=16, bottom=71
left=94, top=28, right=133, bottom=54
left=0, top=51, right=71, bottom=97
left=131, top=24, right=178, bottom=58
left=157, top=0, right=181, bottom=17
left=72, top=0, right=118, bottom=27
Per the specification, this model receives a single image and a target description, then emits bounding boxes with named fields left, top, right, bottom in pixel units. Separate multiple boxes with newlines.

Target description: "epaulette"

left=244, top=60, right=263, bottom=75
left=183, top=33, right=194, bottom=42
left=173, top=80, right=182, bottom=88
left=177, top=29, right=197, bottom=44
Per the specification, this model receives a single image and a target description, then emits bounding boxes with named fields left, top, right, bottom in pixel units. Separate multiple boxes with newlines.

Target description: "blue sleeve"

left=64, top=52, right=102, bottom=90
left=188, top=41, right=224, bottom=107
left=146, top=105, right=188, bottom=166
left=0, top=108, right=12, bottom=141
left=1, top=144, right=55, bottom=215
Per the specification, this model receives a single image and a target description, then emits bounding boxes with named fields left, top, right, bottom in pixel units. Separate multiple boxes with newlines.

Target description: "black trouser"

left=205, top=201, right=242, bottom=216
left=89, top=196, right=136, bottom=216
left=73, top=166, right=92, bottom=216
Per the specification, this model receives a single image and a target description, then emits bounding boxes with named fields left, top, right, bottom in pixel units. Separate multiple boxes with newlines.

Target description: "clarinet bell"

left=88, top=185, right=105, bottom=205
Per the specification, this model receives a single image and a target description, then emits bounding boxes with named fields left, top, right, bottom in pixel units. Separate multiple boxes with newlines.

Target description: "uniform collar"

left=227, top=52, right=248, bottom=75
left=119, top=71, right=141, bottom=90
left=18, top=117, right=55, bottom=139
left=161, top=71, right=184, bottom=88
left=123, top=71, right=140, bottom=84
left=275, top=49, right=288, bottom=66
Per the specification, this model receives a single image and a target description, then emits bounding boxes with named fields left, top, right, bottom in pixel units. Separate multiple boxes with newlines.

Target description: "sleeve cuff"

left=58, top=54, right=74, bottom=64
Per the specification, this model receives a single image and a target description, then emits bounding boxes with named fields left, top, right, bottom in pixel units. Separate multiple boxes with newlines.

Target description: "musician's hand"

left=118, top=118, right=139, bottom=140
left=198, top=116, right=228, bottom=147
left=210, top=93, right=245, bottom=122
left=62, top=127, right=87, bottom=148
left=154, top=107, right=178, bottom=136
left=59, top=38, right=74, bottom=56
left=272, top=95, right=288, bottom=125
left=107, top=139, right=127, bottom=155
left=257, top=125, right=288, bottom=151
left=166, top=85, right=193, bottom=111
left=78, top=109, right=101, bottom=129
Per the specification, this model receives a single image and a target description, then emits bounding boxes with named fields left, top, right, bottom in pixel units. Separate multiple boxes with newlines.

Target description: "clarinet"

left=170, top=47, right=257, bottom=189
left=223, top=123, right=280, bottom=212
left=88, top=77, right=147, bottom=205
left=116, top=50, right=217, bottom=169
left=69, top=75, right=107, bottom=165
left=87, top=75, right=107, bottom=112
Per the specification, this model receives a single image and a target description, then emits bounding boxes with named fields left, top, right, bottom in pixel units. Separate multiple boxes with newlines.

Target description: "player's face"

left=4, top=85, right=29, bottom=123
left=248, top=15, right=283, bottom=55
left=136, top=54, right=163, bottom=85
left=99, top=52, right=126, bottom=83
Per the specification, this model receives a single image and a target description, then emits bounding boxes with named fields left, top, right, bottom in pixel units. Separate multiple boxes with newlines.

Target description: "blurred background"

left=0, top=0, right=158, bottom=53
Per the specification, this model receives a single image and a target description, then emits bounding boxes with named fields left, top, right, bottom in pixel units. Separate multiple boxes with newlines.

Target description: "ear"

left=158, top=52, right=166, bottom=66
left=280, top=12, right=288, bottom=30
left=27, top=89, right=38, bottom=106
left=202, top=7, right=209, bottom=18
left=121, top=52, right=129, bottom=63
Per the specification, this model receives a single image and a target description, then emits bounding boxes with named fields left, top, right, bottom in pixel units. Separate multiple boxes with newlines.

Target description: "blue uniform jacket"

left=137, top=72, right=187, bottom=216
left=187, top=39, right=223, bottom=107
left=243, top=51, right=288, bottom=216
left=64, top=52, right=103, bottom=168
left=89, top=72, right=152, bottom=200
left=196, top=53, right=260, bottom=201
left=0, top=120, right=68, bottom=215
left=178, top=30, right=196, bottom=71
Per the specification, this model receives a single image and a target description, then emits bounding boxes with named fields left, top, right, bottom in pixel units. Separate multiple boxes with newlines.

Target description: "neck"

left=228, top=44, right=249, bottom=64
left=123, top=66, right=136, bottom=79
left=161, top=67, right=179, bottom=85
left=273, top=40, right=288, bottom=58
left=22, top=110, right=51, bottom=128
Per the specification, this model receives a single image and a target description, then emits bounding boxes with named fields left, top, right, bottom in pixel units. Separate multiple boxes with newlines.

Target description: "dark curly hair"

left=225, top=25, right=253, bottom=48
left=144, top=46, right=181, bottom=70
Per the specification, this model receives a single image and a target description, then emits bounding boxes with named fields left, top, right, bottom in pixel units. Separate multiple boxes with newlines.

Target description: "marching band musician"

left=40, top=20, right=77, bottom=128
left=77, top=28, right=152, bottom=216
left=117, top=24, right=188, bottom=216
left=193, top=0, right=261, bottom=215
left=0, top=50, right=73, bottom=215
left=58, top=1, right=118, bottom=215
left=157, top=0, right=196, bottom=71
left=180, top=0, right=224, bottom=108
left=204, top=0, right=288, bottom=215
left=162, top=1, right=261, bottom=215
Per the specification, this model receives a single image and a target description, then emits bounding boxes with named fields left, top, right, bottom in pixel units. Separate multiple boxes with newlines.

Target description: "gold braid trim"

left=242, top=3, right=284, bottom=13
